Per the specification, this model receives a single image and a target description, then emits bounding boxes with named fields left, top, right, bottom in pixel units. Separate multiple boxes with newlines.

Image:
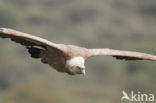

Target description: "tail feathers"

left=27, top=47, right=43, bottom=59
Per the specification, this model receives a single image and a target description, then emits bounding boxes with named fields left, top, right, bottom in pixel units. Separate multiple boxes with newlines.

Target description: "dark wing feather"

left=87, top=48, right=156, bottom=61
left=0, top=28, right=64, bottom=48
left=112, top=56, right=142, bottom=60
left=0, top=28, right=68, bottom=64
left=0, top=29, right=38, bottom=46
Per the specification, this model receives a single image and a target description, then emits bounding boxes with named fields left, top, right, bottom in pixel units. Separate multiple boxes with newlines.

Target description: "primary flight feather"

left=0, top=28, right=156, bottom=75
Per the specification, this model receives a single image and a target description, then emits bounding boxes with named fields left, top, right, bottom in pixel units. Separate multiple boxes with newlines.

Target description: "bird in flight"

left=0, top=28, right=156, bottom=75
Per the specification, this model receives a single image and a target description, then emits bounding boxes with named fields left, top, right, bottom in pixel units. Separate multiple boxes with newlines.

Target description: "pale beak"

left=82, top=69, right=86, bottom=75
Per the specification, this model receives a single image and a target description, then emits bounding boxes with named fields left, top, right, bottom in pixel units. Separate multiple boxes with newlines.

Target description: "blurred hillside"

left=0, top=0, right=156, bottom=103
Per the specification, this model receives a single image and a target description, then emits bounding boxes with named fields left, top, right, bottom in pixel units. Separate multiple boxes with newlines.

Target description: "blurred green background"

left=0, top=0, right=156, bottom=103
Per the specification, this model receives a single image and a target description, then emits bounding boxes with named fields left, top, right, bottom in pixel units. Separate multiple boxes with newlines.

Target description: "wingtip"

left=0, top=28, right=7, bottom=33
left=0, top=28, right=13, bottom=34
left=0, top=28, right=4, bottom=32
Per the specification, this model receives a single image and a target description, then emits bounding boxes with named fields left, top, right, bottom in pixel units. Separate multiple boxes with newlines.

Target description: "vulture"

left=0, top=28, right=156, bottom=75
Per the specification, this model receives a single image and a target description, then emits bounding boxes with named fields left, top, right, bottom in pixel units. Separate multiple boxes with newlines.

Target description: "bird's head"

left=66, top=56, right=85, bottom=75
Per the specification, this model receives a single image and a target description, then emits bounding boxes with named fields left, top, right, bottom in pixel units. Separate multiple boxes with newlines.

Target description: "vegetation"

left=0, top=0, right=156, bottom=103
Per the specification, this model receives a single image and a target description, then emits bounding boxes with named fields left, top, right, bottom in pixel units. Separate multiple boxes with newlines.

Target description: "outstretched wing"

left=0, top=28, right=68, bottom=64
left=0, top=28, right=66, bottom=49
left=86, top=48, right=156, bottom=61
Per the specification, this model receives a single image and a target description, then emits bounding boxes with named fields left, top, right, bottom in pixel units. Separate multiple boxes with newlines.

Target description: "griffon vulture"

left=0, top=28, right=156, bottom=75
